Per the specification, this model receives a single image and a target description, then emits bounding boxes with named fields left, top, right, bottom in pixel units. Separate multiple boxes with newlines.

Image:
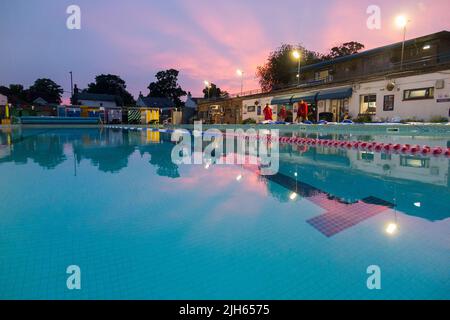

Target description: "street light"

left=396, top=15, right=409, bottom=70
left=292, top=50, right=301, bottom=85
left=69, top=71, right=74, bottom=97
left=236, top=69, right=244, bottom=96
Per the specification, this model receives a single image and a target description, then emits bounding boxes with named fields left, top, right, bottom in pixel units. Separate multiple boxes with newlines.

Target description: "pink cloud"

left=71, top=0, right=450, bottom=98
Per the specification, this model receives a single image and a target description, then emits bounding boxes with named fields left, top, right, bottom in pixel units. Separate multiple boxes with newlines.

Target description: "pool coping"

left=2, top=123, right=450, bottom=136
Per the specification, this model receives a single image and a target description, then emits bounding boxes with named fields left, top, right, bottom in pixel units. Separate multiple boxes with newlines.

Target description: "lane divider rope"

left=104, top=126, right=450, bottom=158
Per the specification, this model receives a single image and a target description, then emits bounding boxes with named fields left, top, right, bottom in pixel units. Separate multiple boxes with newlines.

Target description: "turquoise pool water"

left=0, top=127, right=448, bottom=300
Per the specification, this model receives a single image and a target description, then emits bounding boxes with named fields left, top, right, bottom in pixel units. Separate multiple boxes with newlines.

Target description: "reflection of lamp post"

left=292, top=50, right=301, bottom=85
left=236, top=69, right=244, bottom=96
left=396, top=15, right=409, bottom=70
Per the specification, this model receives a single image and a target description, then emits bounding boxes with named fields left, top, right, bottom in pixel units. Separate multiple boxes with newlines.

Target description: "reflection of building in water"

left=0, top=130, right=12, bottom=159
left=279, top=134, right=450, bottom=187
left=346, top=137, right=450, bottom=187
left=273, top=136, right=450, bottom=222
left=0, top=145, right=11, bottom=159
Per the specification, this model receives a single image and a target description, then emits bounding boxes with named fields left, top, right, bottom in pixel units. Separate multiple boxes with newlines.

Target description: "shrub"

left=400, top=117, right=424, bottom=123
left=242, top=118, right=257, bottom=124
left=353, top=114, right=373, bottom=123
left=429, top=116, right=448, bottom=123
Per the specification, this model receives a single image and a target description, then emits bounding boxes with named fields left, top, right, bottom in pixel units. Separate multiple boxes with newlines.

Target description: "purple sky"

left=1, top=0, right=449, bottom=103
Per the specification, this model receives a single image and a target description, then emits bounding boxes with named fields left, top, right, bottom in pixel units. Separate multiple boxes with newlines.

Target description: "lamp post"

left=69, top=71, right=74, bottom=96
left=396, top=15, right=409, bottom=71
left=236, top=69, right=244, bottom=96
left=292, top=50, right=301, bottom=85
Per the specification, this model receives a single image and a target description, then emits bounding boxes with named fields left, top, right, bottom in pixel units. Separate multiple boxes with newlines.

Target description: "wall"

left=0, top=94, right=7, bottom=106
left=185, top=97, right=197, bottom=109
left=350, top=69, right=450, bottom=121
left=197, top=97, right=244, bottom=124
left=79, top=99, right=117, bottom=108
left=242, top=96, right=275, bottom=122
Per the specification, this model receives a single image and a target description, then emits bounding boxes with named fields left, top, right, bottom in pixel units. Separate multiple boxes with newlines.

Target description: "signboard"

left=437, top=94, right=450, bottom=103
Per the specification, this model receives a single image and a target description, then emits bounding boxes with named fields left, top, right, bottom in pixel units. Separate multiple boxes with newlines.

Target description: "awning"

left=291, top=92, right=318, bottom=104
left=317, top=87, right=353, bottom=100
left=271, top=95, right=293, bottom=105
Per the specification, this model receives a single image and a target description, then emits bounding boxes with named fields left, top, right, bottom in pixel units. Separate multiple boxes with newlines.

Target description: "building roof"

left=138, top=96, right=174, bottom=109
left=300, top=30, right=450, bottom=72
left=33, top=97, right=48, bottom=105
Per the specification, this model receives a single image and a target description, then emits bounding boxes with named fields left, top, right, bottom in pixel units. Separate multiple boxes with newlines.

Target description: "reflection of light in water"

left=294, top=172, right=298, bottom=177
left=236, top=174, right=243, bottom=181
left=385, top=223, right=398, bottom=235
left=290, top=192, right=298, bottom=200
left=414, top=202, right=421, bottom=208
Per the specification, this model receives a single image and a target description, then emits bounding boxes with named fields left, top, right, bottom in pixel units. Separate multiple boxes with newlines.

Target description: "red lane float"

left=272, top=136, right=448, bottom=157
left=246, top=133, right=447, bottom=158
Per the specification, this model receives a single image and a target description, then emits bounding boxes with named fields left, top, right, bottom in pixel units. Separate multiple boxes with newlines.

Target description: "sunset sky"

left=1, top=0, right=449, bottom=103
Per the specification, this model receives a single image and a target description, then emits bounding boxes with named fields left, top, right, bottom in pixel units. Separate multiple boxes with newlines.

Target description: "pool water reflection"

left=0, top=127, right=448, bottom=299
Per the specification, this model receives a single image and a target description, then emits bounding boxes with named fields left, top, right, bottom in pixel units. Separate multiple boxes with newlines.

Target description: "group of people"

left=263, top=100, right=309, bottom=123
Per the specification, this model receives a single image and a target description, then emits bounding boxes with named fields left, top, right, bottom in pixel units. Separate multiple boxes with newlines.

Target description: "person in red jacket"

left=263, top=103, right=273, bottom=121
left=278, top=105, right=287, bottom=122
left=295, top=100, right=309, bottom=123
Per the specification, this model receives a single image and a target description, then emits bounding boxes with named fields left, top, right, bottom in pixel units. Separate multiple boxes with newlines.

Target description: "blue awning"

left=291, top=92, right=319, bottom=104
left=271, top=95, right=293, bottom=105
left=317, top=87, right=353, bottom=100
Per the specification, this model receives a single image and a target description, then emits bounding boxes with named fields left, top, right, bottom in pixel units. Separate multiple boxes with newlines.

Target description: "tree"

left=323, top=42, right=365, bottom=60
left=147, top=69, right=186, bottom=107
left=9, top=84, right=28, bottom=101
left=86, top=74, right=135, bottom=106
left=27, top=78, right=64, bottom=104
left=256, top=44, right=322, bottom=92
left=202, top=83, right=225, bottom=99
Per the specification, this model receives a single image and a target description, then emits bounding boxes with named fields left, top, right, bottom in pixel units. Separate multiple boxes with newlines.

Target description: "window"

left=400, top=156, right=430, bottom=168
left=381, top=153, right=392, bottom=161
left=358, top=152, right=375, bottom=162
left=247, top=105, right=255, bottom=112
left=403, top=87, right=434, bottom=100
left=383, top=95, right=395, bottom=111
left=315, top=70, right=330, bottom=81
left=257, top=106, right=262, bottom=116
left=359, top=94, right=377, bottom=114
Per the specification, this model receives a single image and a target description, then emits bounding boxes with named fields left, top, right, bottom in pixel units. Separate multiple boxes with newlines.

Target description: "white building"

left=0, top=93, right=7, bottom=106
left=267, top=31, right=450, bottom=123
left=350, top=71, right=450, bottom=122
left=74, top=92, right=120, bottom=108
left=242, top=96, right=275, bottom=122
left=185, top=92, right=200, bottom=109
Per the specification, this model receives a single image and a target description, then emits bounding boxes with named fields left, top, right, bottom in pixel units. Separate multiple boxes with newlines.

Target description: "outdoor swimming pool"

left=0, top=126, right=449, bottom=299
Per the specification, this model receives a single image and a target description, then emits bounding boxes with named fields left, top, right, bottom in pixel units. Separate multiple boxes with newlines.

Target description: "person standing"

left=278, top=105, right=287, bottom=122
left=295, top=100, right=308, bottom=123
left=263, top=103, right=273, bottom=121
